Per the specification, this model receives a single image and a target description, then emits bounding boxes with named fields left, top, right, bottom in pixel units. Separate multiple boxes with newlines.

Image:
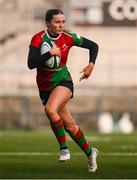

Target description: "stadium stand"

left=0, top=0, right=137, bottom=130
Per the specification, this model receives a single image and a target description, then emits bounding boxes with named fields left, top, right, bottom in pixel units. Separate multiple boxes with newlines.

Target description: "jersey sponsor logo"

left=43, top=66, right=63, bottom=72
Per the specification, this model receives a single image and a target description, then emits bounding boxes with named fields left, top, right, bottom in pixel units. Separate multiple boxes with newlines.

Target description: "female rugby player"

left=28, top=9, right=99, bottom=172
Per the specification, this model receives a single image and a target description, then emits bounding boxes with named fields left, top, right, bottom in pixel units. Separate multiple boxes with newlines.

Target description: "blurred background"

left=0, top=0, right=137, bottom=133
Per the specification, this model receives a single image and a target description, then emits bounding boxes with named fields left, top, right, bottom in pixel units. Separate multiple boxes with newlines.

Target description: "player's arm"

left=80, top=37, right=99, bottom=65
left=70, top=33, right=99, bottom=64
left=71, top=33, right=99, bottom=81
left=27, top=44, right=61, bottom=69
left=78, top=37, right=99, bottom=81
left=28, top=46, right=51, bottom=69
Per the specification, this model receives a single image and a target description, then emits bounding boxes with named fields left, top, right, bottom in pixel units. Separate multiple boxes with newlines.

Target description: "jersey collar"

left=45, top=29, right=61, bottom=41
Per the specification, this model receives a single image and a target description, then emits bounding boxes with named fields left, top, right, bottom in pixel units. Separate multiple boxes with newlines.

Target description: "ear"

left=46, top=21, right=50, bottom=27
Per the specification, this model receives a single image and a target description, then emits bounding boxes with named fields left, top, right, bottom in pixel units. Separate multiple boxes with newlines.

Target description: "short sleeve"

left=29, top=31, right=44, bottom=48
left=69, top=33, right=83, bottom=46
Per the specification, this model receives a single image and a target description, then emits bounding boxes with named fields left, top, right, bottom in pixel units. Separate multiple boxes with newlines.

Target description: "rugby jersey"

left=30, top=30, right=83, bottom=91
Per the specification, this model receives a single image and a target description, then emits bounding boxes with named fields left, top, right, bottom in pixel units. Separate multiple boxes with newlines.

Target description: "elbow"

left=94, top=42, right=99, bottom=52
left=28, top=64, right=35, bottom=70
left=27, top=62, right=35, bottom=70
left=93, top=43, right=99, bottom=58
left=28, top=66, right=34, bottom=70
left=27, top=57, right=36, bottom=70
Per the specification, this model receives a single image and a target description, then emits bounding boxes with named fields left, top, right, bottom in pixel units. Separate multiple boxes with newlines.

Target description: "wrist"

left=89, top=62, right=95, bottom=67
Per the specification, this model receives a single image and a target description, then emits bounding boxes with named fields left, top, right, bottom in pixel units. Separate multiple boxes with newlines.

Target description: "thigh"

left=58, top=104, right=76, bottom=126
left=46, top=86, right=72, bottom=112
left=57, top=80, right=74, bottom=98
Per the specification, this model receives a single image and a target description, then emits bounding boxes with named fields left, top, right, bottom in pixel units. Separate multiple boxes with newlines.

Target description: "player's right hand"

left=50, top=44, right=61, bottom=57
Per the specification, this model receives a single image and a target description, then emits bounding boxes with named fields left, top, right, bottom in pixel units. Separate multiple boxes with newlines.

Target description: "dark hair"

left=45, top=9, right=64, bottom=22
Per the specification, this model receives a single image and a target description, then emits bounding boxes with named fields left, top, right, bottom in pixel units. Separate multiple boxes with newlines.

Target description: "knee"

left=45, top=104, right=56, bottom=116
left=65, top=124, right=78, bottom=135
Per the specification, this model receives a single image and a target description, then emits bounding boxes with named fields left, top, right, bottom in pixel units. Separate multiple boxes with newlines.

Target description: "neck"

left=47, top=30, right=59, bottom=38
left=46, top=30, right=61, bottom=41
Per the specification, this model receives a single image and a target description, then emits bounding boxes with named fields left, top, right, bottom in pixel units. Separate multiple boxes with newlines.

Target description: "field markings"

left=114, top=145, right=136, bottom=150
left=0, top=152, right=137, bottom=156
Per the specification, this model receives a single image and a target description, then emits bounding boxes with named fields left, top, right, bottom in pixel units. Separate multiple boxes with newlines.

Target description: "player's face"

left=46, top=14, right=65, bottom=36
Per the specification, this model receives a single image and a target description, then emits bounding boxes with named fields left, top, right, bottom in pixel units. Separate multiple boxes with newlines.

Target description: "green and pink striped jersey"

left=30, top=30, right=83, bottom=91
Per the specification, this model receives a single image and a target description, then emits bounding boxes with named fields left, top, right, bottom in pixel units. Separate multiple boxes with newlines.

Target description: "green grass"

left=0, top=130, right=137, bottom=179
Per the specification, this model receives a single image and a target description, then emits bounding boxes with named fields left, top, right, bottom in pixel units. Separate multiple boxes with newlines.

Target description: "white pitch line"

left=0, top=152, right=57, bottom=156
left=0, top=152, right=137, bottom=156
left=101, top=152, right=137, bottom=156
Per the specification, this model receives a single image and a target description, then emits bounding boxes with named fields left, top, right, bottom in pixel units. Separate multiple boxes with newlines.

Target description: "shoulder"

left=30, top=30, right=45, bottom=48
left=63, top=31, right=83, bottom=46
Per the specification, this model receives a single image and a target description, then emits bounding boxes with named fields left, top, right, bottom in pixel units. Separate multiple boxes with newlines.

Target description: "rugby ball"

left=40, top=42, right=60, bottom=68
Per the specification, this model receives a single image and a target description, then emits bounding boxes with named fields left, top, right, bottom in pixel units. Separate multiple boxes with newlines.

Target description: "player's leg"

left=45, top=86, right=72, bottom=122
left=58, top=104, right=99, bottom=172
left=45, top=86, right=72, bottom=160
left=58, top=104, right=92, bottom=156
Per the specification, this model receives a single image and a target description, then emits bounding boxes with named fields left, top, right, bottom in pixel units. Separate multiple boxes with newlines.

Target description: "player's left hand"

left=79, top=62, right=94, bottom=81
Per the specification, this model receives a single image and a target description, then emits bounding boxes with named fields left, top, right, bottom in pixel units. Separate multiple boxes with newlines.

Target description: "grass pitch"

left=0, top=130, right=137, bottom=179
